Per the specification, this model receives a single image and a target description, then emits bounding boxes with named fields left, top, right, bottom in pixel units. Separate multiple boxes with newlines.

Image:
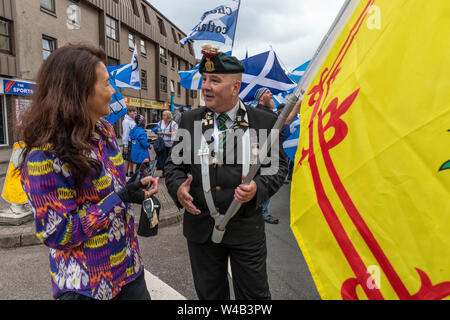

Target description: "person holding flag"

left=164, top=45, right=288, bottom=300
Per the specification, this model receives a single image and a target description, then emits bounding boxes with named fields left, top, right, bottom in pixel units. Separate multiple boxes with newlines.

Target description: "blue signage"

left=4, top=80, right=35, bottom=96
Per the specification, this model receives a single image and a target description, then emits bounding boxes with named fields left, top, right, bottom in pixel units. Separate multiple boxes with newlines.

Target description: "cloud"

left=147, top=0, right=345, bottom=71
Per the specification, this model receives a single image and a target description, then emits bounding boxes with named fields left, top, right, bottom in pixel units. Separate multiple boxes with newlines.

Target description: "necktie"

left=217, top=113, right=229, bottom=148
left=217, top=113, right=229, bottom=131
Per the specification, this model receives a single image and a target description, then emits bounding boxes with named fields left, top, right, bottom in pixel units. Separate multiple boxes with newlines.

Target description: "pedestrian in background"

left=129, top=114, right=151, bottom=166
left=254, top=87, right=281, bottom=224
left=156, top=110, right=178, bottom=172
left=122, top=106, right=137, bottom=177
left=17, top=44, right=158, bottom=300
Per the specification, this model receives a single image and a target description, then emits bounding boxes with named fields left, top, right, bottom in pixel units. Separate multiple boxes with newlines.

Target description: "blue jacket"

left=129, top=126, right=150, bottom=163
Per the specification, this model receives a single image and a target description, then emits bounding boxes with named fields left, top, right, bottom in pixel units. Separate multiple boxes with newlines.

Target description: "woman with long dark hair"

left=18, top=44, right=158, bottom=300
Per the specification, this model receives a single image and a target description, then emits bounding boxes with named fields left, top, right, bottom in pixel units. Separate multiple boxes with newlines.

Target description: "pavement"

left=0, top=145, right=184, bottom=249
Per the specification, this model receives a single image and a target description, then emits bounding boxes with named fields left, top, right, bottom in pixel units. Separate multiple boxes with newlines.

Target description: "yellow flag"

left=291, top=0, right=450, bottom=300
left=2, top=142, right=28, bottom=204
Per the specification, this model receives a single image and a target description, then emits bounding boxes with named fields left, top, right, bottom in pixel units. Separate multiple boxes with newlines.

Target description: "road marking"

left=144, top=269, right=187, bottom=300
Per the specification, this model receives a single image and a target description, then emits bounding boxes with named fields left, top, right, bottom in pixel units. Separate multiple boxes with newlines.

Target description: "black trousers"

left=57, top=271, right=151, bottom=300
left=187, top=237, right=271, bottom=300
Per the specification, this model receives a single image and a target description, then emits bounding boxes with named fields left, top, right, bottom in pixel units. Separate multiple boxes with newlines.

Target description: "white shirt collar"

left=214, top=100, right=240, bottom=122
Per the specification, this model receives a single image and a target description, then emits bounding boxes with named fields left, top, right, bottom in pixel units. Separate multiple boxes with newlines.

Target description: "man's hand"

left=234, top=175, right=257, bottom=203
left=177, top=174, right=201, bottom=215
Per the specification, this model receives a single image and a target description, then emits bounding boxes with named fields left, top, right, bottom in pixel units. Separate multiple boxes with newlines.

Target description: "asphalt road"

left=0, top=182, right=320, bottom=300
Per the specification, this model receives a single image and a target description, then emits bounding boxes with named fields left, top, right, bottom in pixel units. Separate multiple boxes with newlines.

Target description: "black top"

left=164, top=104, right=288, bottom=245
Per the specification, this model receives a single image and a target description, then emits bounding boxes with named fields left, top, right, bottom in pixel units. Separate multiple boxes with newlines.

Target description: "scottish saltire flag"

left=107, top=45, right=140, bottom=89
left=239, top=50, right=296, bottom=102
left=104, top=76, right=127, bottom=125
left=179, top=63, right=202, bottom=90
left=180, top=0, right=240, bottom=46
left=289, top=60, right=311, bottom=84
left=282, top=117, right=300, bottom=162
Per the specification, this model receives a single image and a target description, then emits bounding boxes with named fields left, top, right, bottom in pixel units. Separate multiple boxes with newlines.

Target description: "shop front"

left=0, top=78, right=35, bottom=148
left=123, top=96, right=169, bottom=124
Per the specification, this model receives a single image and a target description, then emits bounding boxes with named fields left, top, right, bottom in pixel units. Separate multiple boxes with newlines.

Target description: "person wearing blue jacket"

left=129, top=114, right=151, bottom=165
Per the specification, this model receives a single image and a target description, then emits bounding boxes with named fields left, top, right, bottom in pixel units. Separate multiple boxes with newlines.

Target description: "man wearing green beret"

left=164, top=45, right=288, bottom=300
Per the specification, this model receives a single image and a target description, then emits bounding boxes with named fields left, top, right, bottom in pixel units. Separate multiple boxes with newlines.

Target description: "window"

left=178, top=33, right=184, bottom=47
left=171, top=28, right=178, bottom=44
left=140, top=39, right=146, bottom=56
left=128, top=32, right=135, bottom=49
left=188, top=41, right=194, bottom=56
left=106, top=15, right=118, bottom=41
left=157, top=17, right=166, bottom=36
left=0, top=19, right=11, bottom=54
left=40, top=0, right=55, bottom=13
left=190, top=90, right=197, bottom=99
left=170, top=54, right=175, bottom=68
left=141, top=70, right=147, bottom=90
left=177, top=58, right=181, bottom=70
left=141, top=4, right=150, bottom=24
left=42, top=36, right=56, bottom=60
left=66, top=0, right=81, bottom=29
left=130, top=0, right=140, bottom=17
left=160, top=76, right=167, bottom=92
left=159, top=46, right=167, bottom=64
left=170, top=80, right=175, bottom=93
left=177, top=83, right=181, bottom=97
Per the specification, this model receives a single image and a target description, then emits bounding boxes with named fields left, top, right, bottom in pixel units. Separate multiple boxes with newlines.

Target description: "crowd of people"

left=17, top=43, right=296, bottom=300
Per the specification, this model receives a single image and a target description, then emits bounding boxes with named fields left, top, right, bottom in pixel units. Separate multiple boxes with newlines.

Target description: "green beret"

left=199, top=52, right=245, bottom=74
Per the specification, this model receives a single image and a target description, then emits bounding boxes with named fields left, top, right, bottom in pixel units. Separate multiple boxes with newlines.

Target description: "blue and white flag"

left=107, top=45, right=140, bottom=89
left=180, top=0, right=240, bottom=46
left=104, top=75, right=128, bottom=125
left=239, top=50, right=296, bottom=102
left=178, top=51, right=232, bottom=90
left=179, top=63, right=202, bottom=90
left=289, top=60, right=311, bottom=84
left=283, top=116, right=300, bottom=162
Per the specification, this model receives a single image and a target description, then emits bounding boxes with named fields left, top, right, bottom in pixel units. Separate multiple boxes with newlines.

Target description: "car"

left=145, top=123, right=159, bottom=142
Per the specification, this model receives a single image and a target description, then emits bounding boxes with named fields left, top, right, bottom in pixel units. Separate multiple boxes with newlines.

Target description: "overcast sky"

left=147, top=0, right=346, bottom=71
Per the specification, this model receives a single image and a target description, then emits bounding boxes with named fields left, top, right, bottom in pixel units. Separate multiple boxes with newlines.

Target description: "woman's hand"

left=141, top=176, right=159, bottom=198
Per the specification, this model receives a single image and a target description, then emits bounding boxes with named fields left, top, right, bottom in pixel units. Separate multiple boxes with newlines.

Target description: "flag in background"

left=179, top=63, right=202, bottom=90
left=180, top=0, right=240, bottom=47
left=291, top=0, right=450, bottom=300
left=282, top=116, right=300, bottom=162
left=104, top=73, right=127, bottom=125
left=289, top=60, right=311, bottom=84
left=239, top=50, right=296, bottom=102
left=178, top=51, right=232, bottom=90
left=107, top=44, right=141, bottom=89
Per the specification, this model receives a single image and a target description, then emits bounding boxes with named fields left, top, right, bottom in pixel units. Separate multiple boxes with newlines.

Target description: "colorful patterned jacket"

left=20, top=120, right=143, bottom=300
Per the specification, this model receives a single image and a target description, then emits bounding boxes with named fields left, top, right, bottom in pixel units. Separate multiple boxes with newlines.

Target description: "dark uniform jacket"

left=164, top=104, right=288, bottom=245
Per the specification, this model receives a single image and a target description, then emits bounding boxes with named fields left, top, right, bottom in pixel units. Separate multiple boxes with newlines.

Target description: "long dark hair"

left=18, top=44, right=110, bottom=188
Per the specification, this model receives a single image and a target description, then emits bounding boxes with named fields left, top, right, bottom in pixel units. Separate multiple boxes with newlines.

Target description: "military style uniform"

left=163, top=47, right=288, bottom=300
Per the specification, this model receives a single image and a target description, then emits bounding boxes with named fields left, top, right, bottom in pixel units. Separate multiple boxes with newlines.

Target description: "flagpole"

left=230, top=0, right=242, bottom=51
left=211, top=0, right=354, bottom=244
